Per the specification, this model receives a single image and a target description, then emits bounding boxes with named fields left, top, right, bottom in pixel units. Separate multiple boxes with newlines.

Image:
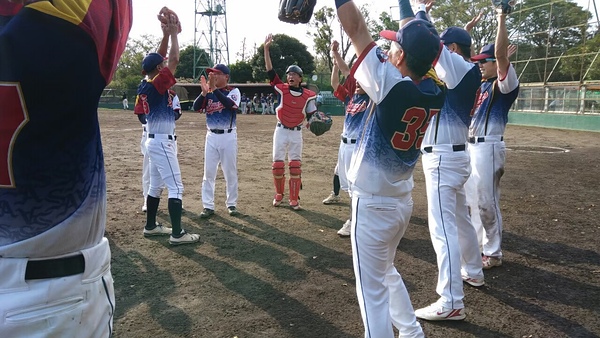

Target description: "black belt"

left=210, top=129, right=233, bottom=134
left=342, top=137, right=356, bottom=144
left=25, top=254, right=85, bottom=280
left=277, top=123, right=302, bottom=131
left=148, top=134, right=176, bottom=140
left=468, top=136, right=503, bottom=143
left=423, top=144, right=466, bottom=153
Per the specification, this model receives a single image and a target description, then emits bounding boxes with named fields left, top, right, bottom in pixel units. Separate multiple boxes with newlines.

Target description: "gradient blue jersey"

left=196, top=87, right=241, bottom=130
left=424, top=47, right=481, bottom=146
left=134, top=68, right=177, bottom=134
left=0, top=0, right=131, bottom=256
left=470, top=65, right=519, bottom=137
left=333, top=74, right=370, bottom=140
left=349, top=43, right=446, bottom=197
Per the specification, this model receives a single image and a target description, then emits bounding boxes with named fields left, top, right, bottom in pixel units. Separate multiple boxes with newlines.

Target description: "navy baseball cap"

left=380, top=19, right=441, bottom=66
left=142, top=53, right=167, bottom=74
left=440, top=26, right=471, bottom=47
left=206, top=64, right=230, bottom=75
left=471, top=44, right=496, bottom=61
left=286, top=65, right=303, bottom=77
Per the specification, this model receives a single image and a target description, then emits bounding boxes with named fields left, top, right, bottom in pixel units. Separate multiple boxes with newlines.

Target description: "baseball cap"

left=380, top=19, right=441, bottom=66
left=286, top=65, right=303, bottom=77
left=142, top=53, right=167, bottom=73
left=440, top=26, right=471, bottom=48
left=206, top=64, right=230, bottom=75
left=471, top=44, right=496, bottom=61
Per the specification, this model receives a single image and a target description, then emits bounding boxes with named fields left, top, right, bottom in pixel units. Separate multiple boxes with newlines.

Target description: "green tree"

left=109, top=35, right=159, bottom=93
left=175, top=45, right=210, bottom=80
left=560, top=33, right=600, bottom=81
left=250, top=34, right=315, bottom=82
left=509, top=0, right=591, bottom=82
left=229, top=61, right=254, bottom=83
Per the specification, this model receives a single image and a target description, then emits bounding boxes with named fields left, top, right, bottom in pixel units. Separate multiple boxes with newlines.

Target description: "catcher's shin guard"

left=288, top=160, right=302, bottom=206
left=272, top=161, right=286, bottom=199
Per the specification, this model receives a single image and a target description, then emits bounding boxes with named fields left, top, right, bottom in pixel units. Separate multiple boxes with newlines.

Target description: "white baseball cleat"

left=141, top=204, right=147, bottom=212
left=482, top=255, right=502, bottom=269
left=273, top=194, right=284, bottom=207
left=462, top=275, right=485, bottom=287
left=143, top=224, right=172, bottom=237
left=169, top=231, right=200, bottom=245
left=322, top=192, right=340, bottom=205
left=337, top=219, right=351, bottom=237
left=415, top=303, right=466, bottom=321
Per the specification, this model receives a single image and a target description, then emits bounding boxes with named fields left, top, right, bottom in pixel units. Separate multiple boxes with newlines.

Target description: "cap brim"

left=206, top=67, right=226, bottom=74
left=379, top=30, right=398, bottom=41
left=471, top=53, right=494, bottom=61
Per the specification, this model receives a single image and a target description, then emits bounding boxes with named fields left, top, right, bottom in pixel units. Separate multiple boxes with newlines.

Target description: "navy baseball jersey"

left=196, top=87, right=241, bottom=130
left=0, top=0, right=131, bottom=256
left=424, top=47, right=482, bottom=146
left=348, top=43, right=446, bottom=197
left=334, top=74, right=370, bottom=140
left=134, top=68, right=177, bottom=134
left=470, top=65, right=519, bottom=137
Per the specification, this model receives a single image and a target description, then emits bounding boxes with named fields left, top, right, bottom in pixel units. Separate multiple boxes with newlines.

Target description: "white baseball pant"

left=145, top=135, right=183, bottom=200
left=0, top=238, right=115, bottom=338
left=351, top=191, right=424, bottom=338
left=466, top=139, right=506, bottom=258
left=202, top=131, right=238, bottom=209
left=421, top=147, right=482, bottom=309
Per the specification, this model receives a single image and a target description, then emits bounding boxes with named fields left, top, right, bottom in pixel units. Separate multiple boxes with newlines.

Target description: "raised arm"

left=264, top=34, right=273, bottom=72
left=495, top=10, right=510, bottom=79
left=335, top=0, right=373, bottom=58
left=157, top=23, right=169, bottom=57
left=165, top=14, right=179, bottom=74
left=331, top=63, right=340, bottom=91
left=331, top=40, right=350, bottom=76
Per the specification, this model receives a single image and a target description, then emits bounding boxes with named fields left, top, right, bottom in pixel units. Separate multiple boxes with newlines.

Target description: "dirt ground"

left=99, top=109, right=600, bottom=338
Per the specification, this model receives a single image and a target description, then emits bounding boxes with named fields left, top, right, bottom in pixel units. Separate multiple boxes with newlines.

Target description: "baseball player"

left=264, top=33, right=318, bottom=210
left=135, top=11, right=199, bottom=245
left=395, top=1, right=485, bottom=321
left=240, top=93, right=248, bottom=114
left=192, top=64, right=241, bottom=218
left=329, top=40, right=371, bottom=237
left=0, top=0, right=131, bottom=336
left=122, top=92, right=129, bottom=110
left=335, top=0, right=445, bottom=337
left=466, top=7, right=520, bottom=269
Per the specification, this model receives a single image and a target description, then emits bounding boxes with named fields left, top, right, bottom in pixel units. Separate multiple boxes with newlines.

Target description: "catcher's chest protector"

left=275, top=85, right=315, bottom=127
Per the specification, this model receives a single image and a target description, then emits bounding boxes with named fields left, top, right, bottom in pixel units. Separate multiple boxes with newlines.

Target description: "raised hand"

left=265, top=34, right=273, bottom=49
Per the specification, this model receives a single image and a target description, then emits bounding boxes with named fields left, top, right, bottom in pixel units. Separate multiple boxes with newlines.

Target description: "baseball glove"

left=307, top=111, right=332, bottom=136
left=492, top=0, right=516, bottom=14
left=278, top=0, right=317, bottom=24
left=157, top=6, right=182, bottom=33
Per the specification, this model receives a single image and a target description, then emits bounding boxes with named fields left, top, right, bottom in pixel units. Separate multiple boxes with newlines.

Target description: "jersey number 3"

left=391, top=107, right=439, bottom=150
left=0, top=83, right=29, bottom=188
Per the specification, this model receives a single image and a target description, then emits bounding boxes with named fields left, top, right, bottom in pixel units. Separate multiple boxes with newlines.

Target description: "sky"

left=129, top=0, right=596, bottom=64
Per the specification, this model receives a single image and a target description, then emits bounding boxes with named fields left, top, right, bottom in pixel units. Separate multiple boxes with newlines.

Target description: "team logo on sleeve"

left=376, top=47, right=388, bottom=63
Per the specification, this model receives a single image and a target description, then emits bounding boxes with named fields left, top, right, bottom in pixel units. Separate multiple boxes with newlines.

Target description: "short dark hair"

left=405, top=53, right=432, bottom=78
left=451, top=43, right=472, bottom=59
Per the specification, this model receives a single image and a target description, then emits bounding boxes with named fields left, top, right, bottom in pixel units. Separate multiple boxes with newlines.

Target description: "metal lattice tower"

left=193, top=0, right=230, bottom=81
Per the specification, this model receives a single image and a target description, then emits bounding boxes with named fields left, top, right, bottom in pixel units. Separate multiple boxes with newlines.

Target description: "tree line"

left=108, top=0, right=599, bottom=94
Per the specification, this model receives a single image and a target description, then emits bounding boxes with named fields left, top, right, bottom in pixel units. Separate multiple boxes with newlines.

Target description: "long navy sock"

left=168, top=198, right=183, bottom=236
left=145, top=196, right=160, bottom=230
left=333, top=174, right=341, bottom=196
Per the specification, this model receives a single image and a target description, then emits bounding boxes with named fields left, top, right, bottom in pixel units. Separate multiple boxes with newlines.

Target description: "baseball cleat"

left=289, top=201, right=302, bottom=210
left=415, top=303, right=466, bottom=321
left=142, top=204, right=147, bottom=212
left=143, top=224, right=172, bottom=237
left=169, top=231, right=200, bottom=245
left=322, top=192, right=340, bottom=204
left=337, top=219, right=351, bottom=237
left=227, top=206, right=239, bottom=216
left=273, top=194, right=284, bottom=207
left=462, top=275, right=485, bottom=287
left=200, top=208, right=214, bottom=218
left=482, top=255, right=502, bottom=269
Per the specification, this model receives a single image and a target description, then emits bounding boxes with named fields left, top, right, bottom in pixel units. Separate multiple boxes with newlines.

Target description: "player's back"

left=349, top=77, right=445, bottom=197
left=0, top=2, right=130, bottom=257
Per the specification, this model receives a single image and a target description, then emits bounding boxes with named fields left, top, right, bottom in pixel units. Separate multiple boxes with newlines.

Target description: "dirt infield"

left=100, top=109, right=600, bottom=338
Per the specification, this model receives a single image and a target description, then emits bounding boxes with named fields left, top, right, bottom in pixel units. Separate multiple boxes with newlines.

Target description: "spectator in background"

left=122, top=91, right=129, bottom=110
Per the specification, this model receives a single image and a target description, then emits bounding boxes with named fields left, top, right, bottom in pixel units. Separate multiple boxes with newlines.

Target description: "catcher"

left=278, top=0, right=317, bottom=24
left=264, top=33, right=321, bottom=211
